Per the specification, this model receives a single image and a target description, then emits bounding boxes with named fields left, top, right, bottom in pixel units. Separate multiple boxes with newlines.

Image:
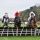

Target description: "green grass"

left=0, top=36, right=40, bottom=40
left=0, top=21, right=40, bottom=27
left=0, top=21, right=27, bottom=27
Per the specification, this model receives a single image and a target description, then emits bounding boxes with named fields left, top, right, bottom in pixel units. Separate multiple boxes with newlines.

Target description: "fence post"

left=16, top=27, right=18, bottom=36
left=1, top=29, right=4, bottom=36
left=25, top=29, right=27, bottom=36
left=12, top=29, right=14, bottom=36
left=31, top=28, right=32, bottom=36
left=34, top=28, right=36, bottom=36
left=20, top=28, right=23, bottom=36
left=38, top=29, right=39, bottom=36
left=7, top=29, right=9, bottom=36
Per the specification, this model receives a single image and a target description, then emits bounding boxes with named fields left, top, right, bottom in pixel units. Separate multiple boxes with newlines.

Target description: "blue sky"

left=0, top=0, right=40, bottom=18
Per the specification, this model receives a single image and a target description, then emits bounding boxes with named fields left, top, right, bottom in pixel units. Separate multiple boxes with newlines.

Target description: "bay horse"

left=14, top=12, right=21, bottom=28
left=29, top=16, right=37, bottom=28
left=14, top=16, right=21, bottom=28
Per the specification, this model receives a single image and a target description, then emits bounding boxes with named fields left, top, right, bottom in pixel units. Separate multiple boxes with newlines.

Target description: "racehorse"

left=2, top=13, right=9, bottom=28
left=30, top=16, right=37, bottom=28
left=14, top=12, right=21, bottom=28
left=28, top=12, right=37, bottom=28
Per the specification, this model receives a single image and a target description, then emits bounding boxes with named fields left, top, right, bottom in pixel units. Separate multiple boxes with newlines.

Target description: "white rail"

left=0, top=28, right=40, bottom=36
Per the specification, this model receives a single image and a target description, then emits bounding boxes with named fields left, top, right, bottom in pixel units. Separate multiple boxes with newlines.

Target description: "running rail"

left=0, top=28, right=40, bottom=36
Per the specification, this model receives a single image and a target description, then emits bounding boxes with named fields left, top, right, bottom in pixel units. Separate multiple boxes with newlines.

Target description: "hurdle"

left=0, top=27, right=40, bottom=36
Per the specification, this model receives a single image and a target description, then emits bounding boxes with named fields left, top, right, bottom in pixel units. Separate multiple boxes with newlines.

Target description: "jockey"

left=14, top=11, right=21, bottom=28
left=28, top=11, right=35, bottom=22
left=28, top=11, right=36, bottom=28
left=2, top=13, right=9, bottom=28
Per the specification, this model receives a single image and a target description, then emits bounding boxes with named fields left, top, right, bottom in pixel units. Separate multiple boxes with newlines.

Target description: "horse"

left=2, top=13, right=9, bottom=28
left=28, top=16, right=37, bottom=28
left=14, top=16, right=21, bottom=28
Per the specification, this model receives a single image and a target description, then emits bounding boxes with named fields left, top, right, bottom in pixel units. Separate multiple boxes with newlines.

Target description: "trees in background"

left=21, top=5, right=40, bottom=21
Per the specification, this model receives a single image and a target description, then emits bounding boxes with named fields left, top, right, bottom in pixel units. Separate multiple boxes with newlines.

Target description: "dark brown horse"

left=28, top=16, right=37, bottom=28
